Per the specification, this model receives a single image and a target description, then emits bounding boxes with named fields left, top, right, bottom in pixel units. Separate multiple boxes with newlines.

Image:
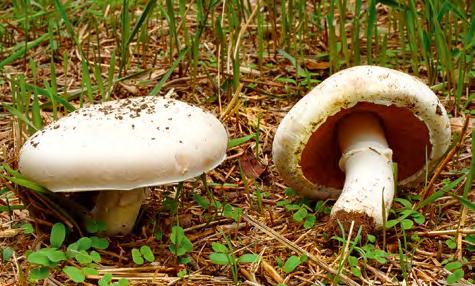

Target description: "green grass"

left=0, top=0, right=474, bottom=285
left=6, top=0, right=463, bottom=100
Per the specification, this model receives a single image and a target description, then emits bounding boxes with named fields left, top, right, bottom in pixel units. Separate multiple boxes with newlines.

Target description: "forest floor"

left=0, top=1, right=474, bottom=285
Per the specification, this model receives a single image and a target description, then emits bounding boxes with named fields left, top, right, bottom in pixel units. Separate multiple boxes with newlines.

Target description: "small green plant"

left=333, top=233, right=388, bottom=278
left=222, top=203, right=243, bottom=222
left=169, top=225, right=193, bottom=264
left=26, top=222, right=114, bottom=283
left=347, top=255, right=362, bottom=277
left=2, top=247, right=14, bottom=262
left=209, top=240, right=259, bottom=284
left=227, top=134, right=256, bottom=149
left=466, top=230, right=475, bottom=253
left=209, top=242, right=259, bottom=265
left=333, top=225, right=364, bottom=280
left=177, top=268, right=188, bottom=278
left=84, top=219, right=108, bottom=234
left=98, top=273, right=129, bottom=286
left=357, top=235, right=388, bottom=264
left=386, top=198, right=425, bottom=230
left=131, top=245, right=155, bottom=265
left=445, top=238, right=457, bottom=250
left=276, top=49, right=320, bottom=89
left=291, top=206, right=316, bottom=229
left=443, top=259, right=467, bottom=284
left=277, top=188, right=329, bottom=229
left=275, top=256, right=284, bottom=268
left=20, top=222, right=34, bottom=234
left=282, top=255, right=308, bottom=273
left=192, top=193, right=210, bottom=210
left=27, top=222, right=67, bottom=282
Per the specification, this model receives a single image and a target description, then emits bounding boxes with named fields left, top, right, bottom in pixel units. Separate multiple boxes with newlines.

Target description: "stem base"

left=327, top=210, right=375, bottom=240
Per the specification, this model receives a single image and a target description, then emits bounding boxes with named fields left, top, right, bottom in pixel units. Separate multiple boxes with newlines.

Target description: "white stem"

left=332, top=112, right=395, bottom=228
left=92, top=188, right=146, bottom=235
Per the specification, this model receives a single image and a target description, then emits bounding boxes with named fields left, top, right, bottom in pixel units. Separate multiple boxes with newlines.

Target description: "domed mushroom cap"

left=19, top=96, right=228, bottom=192
left=272, top=65, right=451, bottom=199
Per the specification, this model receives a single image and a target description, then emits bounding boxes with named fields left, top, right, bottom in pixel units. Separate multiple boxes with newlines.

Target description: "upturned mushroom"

left=273, top=66, right=451, bottom=232
left=19, top=96, right=228, bottom=235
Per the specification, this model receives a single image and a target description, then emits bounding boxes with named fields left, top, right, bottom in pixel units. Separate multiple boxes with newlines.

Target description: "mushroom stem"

left=332, top=112, right=395, bottom=228
left=92, top=188, right=147, bottom=235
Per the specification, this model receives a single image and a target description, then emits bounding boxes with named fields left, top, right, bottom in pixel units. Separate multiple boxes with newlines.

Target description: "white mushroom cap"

left=273, top=65, right=451, bottom=199
left=19, top=96, right=228, bottom=192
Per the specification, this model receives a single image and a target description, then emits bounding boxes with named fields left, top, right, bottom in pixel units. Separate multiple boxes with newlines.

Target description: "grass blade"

left=31, top=94, right=43, bottom=130
left=148, top=47, right=189, bottom=96
left=0, top=34, right=48, bottom=69
left=2, top=104, right=38, bottom=131
left=228, top=134, right=255, bottom=148
left=53, top=0, right=84, bottom=58
left=119, top=0, right=131, bottom=76
left=366, top=0, right=376, bottom=64
left=127, top=0, right=157, bottom=47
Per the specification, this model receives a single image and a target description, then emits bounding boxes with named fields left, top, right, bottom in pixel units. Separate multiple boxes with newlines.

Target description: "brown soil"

left=326, top=210, right=376, bottom=241
left=0, top=2, right=473, bottom=285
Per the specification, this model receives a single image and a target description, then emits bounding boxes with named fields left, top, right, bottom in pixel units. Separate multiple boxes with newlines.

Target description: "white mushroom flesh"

left=333, top=112, right=394, bottom=227
left=92, top=188, right=147, bottom=235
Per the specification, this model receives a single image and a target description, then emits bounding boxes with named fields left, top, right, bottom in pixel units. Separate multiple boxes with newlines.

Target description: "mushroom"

left=272, top=66, right=451, bottom=232
left=19, top=96, right=228, bottom=235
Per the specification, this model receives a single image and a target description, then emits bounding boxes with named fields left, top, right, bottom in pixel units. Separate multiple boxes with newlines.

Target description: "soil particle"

left=435, top=104, right=443, bottom=115
left=326, top=210, right=375, bottom=241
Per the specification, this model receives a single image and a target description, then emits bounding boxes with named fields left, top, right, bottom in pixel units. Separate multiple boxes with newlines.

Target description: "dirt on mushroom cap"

left=18, top=96, right=228, bottom=192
